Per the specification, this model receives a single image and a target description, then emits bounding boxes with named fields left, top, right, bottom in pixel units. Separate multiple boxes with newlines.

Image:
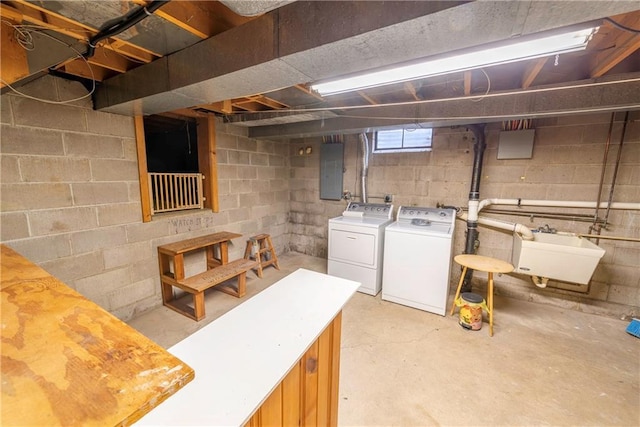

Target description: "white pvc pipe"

left=468, top=199, right=479, bottom=222
left=478, top=198, right=640, bottom=212
left=457, top=212, right=534, bottom=240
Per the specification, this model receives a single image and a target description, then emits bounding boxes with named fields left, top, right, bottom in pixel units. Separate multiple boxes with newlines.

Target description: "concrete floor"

left=129, top=252, right=640, bottom=426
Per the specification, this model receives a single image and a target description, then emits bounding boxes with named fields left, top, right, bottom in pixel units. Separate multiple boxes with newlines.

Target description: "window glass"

left=374, top=127, right=432, bottom=152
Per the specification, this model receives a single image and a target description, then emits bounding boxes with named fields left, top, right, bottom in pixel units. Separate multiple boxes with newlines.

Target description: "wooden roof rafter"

left=404, top=82, right=420, bottom=101
left=590, top=12, right=640, bottom=77
left=3, top=0, right=160, bottom=62
left=521, top=57, right=548, bottom=88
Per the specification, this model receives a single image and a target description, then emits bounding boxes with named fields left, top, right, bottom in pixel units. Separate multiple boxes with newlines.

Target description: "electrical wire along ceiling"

left=1, top=1, right=639, bottom=138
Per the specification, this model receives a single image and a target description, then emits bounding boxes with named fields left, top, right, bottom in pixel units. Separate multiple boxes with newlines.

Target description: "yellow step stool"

left=244, top=234, right=280, bottom=278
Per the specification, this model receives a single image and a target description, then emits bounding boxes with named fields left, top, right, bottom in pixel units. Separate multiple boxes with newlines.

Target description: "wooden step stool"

left=244, top=234, right=280, bottom=278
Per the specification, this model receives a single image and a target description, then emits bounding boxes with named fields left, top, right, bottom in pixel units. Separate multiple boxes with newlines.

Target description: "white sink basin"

left=511, top=233, right=605, bottom=284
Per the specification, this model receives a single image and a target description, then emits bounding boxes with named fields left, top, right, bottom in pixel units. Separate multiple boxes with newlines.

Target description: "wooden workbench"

left=0, top=245, right=194, bottom=426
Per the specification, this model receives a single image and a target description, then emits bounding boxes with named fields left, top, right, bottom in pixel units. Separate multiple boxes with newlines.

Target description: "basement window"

left=373, top=126, right=433, bottom=153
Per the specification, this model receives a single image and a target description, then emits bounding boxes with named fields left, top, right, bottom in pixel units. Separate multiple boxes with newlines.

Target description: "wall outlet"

left=384, top=194, right=393, bottom=203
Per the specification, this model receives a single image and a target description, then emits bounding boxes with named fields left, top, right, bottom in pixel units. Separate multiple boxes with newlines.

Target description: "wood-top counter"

left=0, top=245, right=194, bottom=426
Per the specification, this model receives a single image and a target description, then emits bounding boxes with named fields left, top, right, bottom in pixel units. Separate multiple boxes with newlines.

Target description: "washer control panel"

left=397, top=206, right=455, bottom=224
left=345, top=202, right=393, bottom=219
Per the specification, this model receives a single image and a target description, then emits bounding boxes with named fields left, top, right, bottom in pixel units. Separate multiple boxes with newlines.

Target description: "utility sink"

left=512, top=233, right=606, bottom=285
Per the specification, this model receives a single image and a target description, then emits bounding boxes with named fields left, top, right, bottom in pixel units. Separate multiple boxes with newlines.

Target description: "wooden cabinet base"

left=246, top=313, right=342, bottom=426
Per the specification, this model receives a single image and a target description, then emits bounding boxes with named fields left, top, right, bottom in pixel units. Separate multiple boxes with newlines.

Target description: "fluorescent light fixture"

left=311, top=25, right=599, bottom=96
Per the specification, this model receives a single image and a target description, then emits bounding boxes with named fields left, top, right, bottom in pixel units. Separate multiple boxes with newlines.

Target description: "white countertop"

left=137, top=268, right=360, bottom=426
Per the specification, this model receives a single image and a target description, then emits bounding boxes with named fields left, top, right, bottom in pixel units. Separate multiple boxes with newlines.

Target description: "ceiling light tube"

left=311, top=25, right=599, bottom=96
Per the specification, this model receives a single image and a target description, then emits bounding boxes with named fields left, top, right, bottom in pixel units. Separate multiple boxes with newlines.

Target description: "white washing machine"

left=328, top=202, right=394, bottom=295
left=382, top=206, right=456, bottom=315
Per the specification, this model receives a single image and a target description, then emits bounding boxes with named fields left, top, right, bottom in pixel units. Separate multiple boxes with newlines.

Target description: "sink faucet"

left=537, top=224, right=557, bottom=234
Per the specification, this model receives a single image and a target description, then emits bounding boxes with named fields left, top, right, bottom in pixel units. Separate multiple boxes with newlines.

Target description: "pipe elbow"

left=516, top=224, right=535, bottom=240
left=531, top=275, right=549, bottom=288
left=478, top=199, right=494, bottom=212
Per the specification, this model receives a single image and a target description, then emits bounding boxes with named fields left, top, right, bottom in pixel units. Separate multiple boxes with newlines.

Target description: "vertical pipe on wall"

left=596, top=111, right=629, bottom=245
left=462, top=124, right=487, bottom=293
left=603, top=111, right=630, bottom=232
left=590, top=112, right=615, bottom=237
left=359, top=133, right=370, bottom=203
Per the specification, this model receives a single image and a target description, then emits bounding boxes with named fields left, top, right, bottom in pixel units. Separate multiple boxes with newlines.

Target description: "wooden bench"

left=166, top=258, right=257, bottom=321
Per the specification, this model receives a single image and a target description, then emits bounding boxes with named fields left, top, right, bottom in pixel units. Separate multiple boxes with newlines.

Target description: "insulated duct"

left=94, top=1, right=640, bottom=116
left=219, top=0, right=296, bottom=16
left=360, top=133, right=371, bottom=203
left=461, top=124, right=486, bottom=293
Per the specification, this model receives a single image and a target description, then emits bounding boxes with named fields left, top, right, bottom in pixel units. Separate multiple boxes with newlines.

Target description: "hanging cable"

left=185, top=121, right=192, bottom=154
left=0, top=21, right=95, bottom=105
left=84, top=0, right=169, bottom=58
left=604, top=17, right=640, bottom=33
left=470, top=68, right=491, bottom=102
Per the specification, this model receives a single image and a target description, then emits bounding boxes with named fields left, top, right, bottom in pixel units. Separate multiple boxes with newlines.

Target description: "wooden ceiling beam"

left=0, top=12, right=29, bottom=87
left=0, top=3, right=23, bottom=22
left=3, top=1, right=92, bottom=42
left=463, top=72, right=472, bottom=95
left=357, top=91, right=377, bottom=105
left=591, top=33, right=640, bottom=77
left=245, top=95, right=289, bottom=109
left=521, top=57, right=548, bottom=88
left=590, top=13, right=640, bottom=78
left=294, top=84, right=325, bottom=101
left=132, top=0, right=208, bottom=39
left=160, top=110, right=207, bottom=119
left=197, top=100, right=233, bottom=114
left=231, top=101, right=263, bottom=112
left=404, top=82, right=420, bottom=101
left=87, top=47, right=136, bottom=73
left=106, top=40, right=156, bottom=64
left=133, top=0, right=256, bottom=38
left=60, top=60, right=111, bottom=82
left=7, top=0, right=159, bottom=63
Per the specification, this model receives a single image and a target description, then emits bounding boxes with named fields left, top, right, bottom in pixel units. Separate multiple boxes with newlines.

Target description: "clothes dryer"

left=328, top=202, right=394, bottom=295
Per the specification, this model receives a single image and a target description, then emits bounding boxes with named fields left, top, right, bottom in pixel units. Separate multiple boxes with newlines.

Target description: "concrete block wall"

left=289, top=144, right=345, bottom=258
left=288, top=113, right=640, bottom=319
left=1, top=75, right=289, bottom=321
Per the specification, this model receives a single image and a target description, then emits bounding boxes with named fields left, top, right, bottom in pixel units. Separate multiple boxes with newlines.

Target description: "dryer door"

left=329, top=228, right=376, bottom=267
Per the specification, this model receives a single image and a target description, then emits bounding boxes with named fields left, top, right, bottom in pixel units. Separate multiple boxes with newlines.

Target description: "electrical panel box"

left=497, top=129, right=535, bottom=159
left=320, top=143, right=344, bottom=200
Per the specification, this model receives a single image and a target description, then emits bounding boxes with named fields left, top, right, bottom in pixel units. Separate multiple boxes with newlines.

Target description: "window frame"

left=134, top=115, right=219, bottom=222
left=373, top=126, right=433, bottom=153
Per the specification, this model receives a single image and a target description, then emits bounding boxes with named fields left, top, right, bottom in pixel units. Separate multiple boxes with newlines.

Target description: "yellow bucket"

left=455, top=292, right=487, bottom=331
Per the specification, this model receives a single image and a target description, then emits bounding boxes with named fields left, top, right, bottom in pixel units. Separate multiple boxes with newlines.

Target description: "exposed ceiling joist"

left=241, top=73, right=640, bottom=139
left=521, top=58, right=549, bottom=89
left=1, top=1, right=638, bottom=138
left=591, top=34, right=640, bottom=77
left=93, top=1, right=640, bottom=117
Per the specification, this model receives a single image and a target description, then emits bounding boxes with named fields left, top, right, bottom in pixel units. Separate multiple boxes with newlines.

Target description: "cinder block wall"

left=1, top=75, right=289, bottom=320
left=289, top=114, right=640, bottom=319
